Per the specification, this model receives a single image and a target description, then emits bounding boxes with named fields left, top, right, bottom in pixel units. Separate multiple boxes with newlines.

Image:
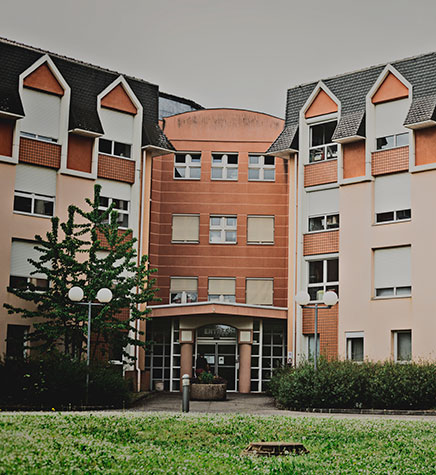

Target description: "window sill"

left=173, top=177, right=201, bottom=181
left=247, top=242, right=274, bottom=245
left=99, top=152, right=134, bottom=161
left=13, top=211, right=52, bottom=219
left=372, top=295, right=411, bottom=301
left=210, top=178, right=238, bottom=182
left=209, top=241, right=238, bottom=245
left=247, top=179, right=276, bottom=182
left=374, top=145, right=408, bottom=153
left=171, top=241, right=200, bottom=244
left=373, top=219, right=411, bottom=226
left=306, top=158, right=338, bottom=166
left=305, top=228, right=339, bottom=235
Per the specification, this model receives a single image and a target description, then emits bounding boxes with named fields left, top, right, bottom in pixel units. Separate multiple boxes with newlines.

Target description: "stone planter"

left=190, top=383, right=227, bottom=401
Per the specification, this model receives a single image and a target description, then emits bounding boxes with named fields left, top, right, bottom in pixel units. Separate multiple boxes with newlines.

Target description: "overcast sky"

left=2, top=0, right=436, bottom=118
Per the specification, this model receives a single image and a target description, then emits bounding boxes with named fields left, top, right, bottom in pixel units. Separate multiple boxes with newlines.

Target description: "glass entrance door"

left=196, top=342, right=238, bottom=391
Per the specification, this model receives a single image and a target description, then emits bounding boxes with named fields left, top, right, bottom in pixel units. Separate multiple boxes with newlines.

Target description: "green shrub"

left=269, top=358, right=436, bottom=410
left=0, top=354, right=130, bottom=407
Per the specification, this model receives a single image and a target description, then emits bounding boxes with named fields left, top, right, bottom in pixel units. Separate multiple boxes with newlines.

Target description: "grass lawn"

left=1, top=413, right=436, bottom=474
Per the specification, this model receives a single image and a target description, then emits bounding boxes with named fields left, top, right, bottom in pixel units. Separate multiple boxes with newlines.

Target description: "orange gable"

left=23, top=63, right=64, bottom=96
left=305, top=90, right=338, bottom=118
left=101, top=84, right=137, bottom=115
left=372, top=72, right=409, bottom=104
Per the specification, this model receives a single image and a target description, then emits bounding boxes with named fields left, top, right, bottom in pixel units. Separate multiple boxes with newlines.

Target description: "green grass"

left=1, top=413, right=436, bottom=474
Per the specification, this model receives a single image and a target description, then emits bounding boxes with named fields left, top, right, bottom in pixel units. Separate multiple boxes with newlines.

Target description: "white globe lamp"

left=323, top=290, right=338, bottom=307
left=96, top=288, right=113, bottom=303
left=295, top=290, right=310, bottom=306
left=68, top=286, right=84, bottom=302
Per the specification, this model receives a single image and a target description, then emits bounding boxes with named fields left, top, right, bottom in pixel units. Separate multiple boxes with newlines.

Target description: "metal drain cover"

left=243, top=441, right=308, bottom=456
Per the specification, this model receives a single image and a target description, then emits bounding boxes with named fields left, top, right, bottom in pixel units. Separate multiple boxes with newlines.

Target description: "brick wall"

left=19, top=137, right=61, bottom=169
left=97, top=154, right=135, bottom=183
left=371, top=146, right=409, bottom=176
left=302, top=305, right=338, bottom=360
left=304, top=160, right=337, bottom=187
left=303, top=230, right=339, bottom=256
left=96, top=228, right=133, bottom=249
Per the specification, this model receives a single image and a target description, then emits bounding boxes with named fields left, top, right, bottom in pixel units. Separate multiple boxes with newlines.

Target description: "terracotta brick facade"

left=96, top=228, right=133, bottom=249
left=97, top=154, right=135, bottom=183
left=302, top=306, right=338, bottom=360
left=304, top=159, right=337, bottom=187
left=18, top=137, right=61, bottom=169
left=371, top=146, right=409, bottom=176
left=303, top=230, right=339, bottom=256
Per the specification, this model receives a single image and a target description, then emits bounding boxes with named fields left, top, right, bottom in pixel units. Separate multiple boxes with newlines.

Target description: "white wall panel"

left=96, top=179, right=131, bottom=201
left=15, top=164, right=57, bottom=196
left=374, top=173, right=410, bottom=213
left=375, top=99, right=409, bottom=137
left=307, top=188, right=339, bottom=216
left=374, top=246, right=411, bottom=288
left=100, top=108, right=134, bottom=143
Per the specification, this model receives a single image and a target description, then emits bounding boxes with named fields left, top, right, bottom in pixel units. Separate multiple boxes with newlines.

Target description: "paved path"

left=130, top=392, right=436, bottom=421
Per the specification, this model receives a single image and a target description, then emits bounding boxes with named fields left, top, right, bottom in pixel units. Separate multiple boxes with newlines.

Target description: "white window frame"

left=376, top=132, right=409, bottom=151
left=393, top=330, right=412, bottom=363
left=98, top=196, right=129, bottom=229
left=20, top=131, right=58, bottom=144
left=346, top=332, right=364, bottom=362
left=248, top=155, right=275, bottom=181
left=9, top=275, right=49, bottom=290
left=98, top=138, right=132, bottom=159
left=174, top=152, right=201, bottom=180
left=375, top=209, right=411, bottom=225
left=170, top=277, right=198, bottom=305
left=374, top=247, right=411, bottom=299
left=211, top=153, right=238, bottom=181
left=308, top=213, right=339, bottom=233
left=209, top=215, right=237, bottom=244
left=13, top=190, right=55, bottom=218
left=309, top=120, right=339, bottom=163
left=208, top=277, right=236, bottom=303
left=171, top=214, right=200, bottom=243
left=307, top=256, right=339, bottom=302
left=246, top=215, right=275, bottom=245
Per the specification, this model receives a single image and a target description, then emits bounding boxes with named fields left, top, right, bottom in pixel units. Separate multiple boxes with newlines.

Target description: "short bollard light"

left=182, top=374, right=190, bottom=413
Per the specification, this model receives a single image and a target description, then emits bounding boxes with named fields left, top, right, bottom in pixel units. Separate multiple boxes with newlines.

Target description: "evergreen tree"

left=4, top=185, right=158, bottom=363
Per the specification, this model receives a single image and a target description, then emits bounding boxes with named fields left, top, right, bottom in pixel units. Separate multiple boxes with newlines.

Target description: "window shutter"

left=247, top=216, right=274, bottom=243
left=246, top=279, right=273, bottom=305
left=10, top=241, right=46, bottom=278
left=170, top=277, right=197, bottom=292
left=172, top=215, right=200, bottom=242
left=97, top=179, right=131, bottom=201
left=15, top=164, right=57, bottom=196
left=20, top=88, right=61, bottom=139
left=374, top=173, right=410, bottom=214
left=99, top=108, right=134, bottom=143
left=375, top=99, right=409, bottom=137
left=374, top=246, right=411, bottom=288
left=307, top=188, right=339, bottom=216
left=208, top=278, right=235, bottom=295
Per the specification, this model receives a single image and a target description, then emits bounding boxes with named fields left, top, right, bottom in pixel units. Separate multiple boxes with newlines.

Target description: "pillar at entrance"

left=239, top=343, right=252, bottom=393
left=180, top=342, right=193, bottom=386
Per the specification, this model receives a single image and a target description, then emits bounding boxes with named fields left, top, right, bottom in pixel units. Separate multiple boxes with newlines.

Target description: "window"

left=393, top=330, right=411, bottom=362
left=6, top=324, right=29, bottom=359
left=246, top=279, right=273, bottom=305
left=376, top=132, right=409, bottom=150
left=307, top=334, right=320, bottom=360
left=99, top=196, right=129, bottom=228
left=209, top=216, right=237, bottom=244
left=211, top=153, right=238, bottom=180
left=99, top=138, right=131, bottom=158
left=208, top=278, right=236, bottom=302
left=309, top=121, right=338, bottom=163
left=170, top=277, right=198, bottom=304
left=20, top=88, right=61, bottom=142
left=374, top=246, right=411, bottom=298
left=374, top=173, right=411, bottom=224
left=346, top=332, right=364, bottom=362
left=174, top=153, right=201, bottom=179
left=14, top=164, right=56, bottom=218
left=248, top=155, right=275, bottom=181
left=172, top=214, right=200, bottom=243
left=9, top=240, right=50, bottom=291
left=247, top=216, right=274, bottom=244
left=308, top=213, right=339, bottom=232
left=307, top=258, right=339, bottom=301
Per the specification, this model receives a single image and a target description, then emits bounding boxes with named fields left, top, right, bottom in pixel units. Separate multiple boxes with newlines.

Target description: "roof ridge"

left=0, top=36, right=157, bottom=88
left=290, top=51, right=436, bottom=91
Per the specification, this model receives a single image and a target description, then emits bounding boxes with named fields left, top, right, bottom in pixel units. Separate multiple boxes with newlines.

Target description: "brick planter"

left=190, top=383, right=227, bottom=401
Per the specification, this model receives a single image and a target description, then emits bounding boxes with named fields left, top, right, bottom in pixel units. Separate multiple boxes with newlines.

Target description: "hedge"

left=0, top=354, right=131, bottom=407
left=268, top=358, right=436, bottom=410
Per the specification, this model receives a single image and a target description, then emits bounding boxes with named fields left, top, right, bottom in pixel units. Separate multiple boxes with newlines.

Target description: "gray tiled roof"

left=268, top=52, right=436, bottom=153
left=0, top=38, right=174, bottom=151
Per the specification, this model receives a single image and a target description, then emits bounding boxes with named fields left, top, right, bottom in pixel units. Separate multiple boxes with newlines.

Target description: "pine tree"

left=4, top=184, right=158, bottom=363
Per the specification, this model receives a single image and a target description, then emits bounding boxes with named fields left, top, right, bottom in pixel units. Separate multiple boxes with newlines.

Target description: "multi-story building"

left=268, top=52, right=436, bottom=365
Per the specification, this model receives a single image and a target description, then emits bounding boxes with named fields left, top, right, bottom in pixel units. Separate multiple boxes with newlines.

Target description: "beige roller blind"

left=247, top=216, right=274, bottom=243
left=170, top=277, right=198, bottom=292
left=208, top=278, right=235, bottom=295
left=172, top=215, right=200, bottom=242
left=246, top=279, right=273, bottom=305
left=10, top=240, right=48, bottom=279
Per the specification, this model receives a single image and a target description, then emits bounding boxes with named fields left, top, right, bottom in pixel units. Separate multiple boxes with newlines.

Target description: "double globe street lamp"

left=295, top=290, right=338, bottom=370
left=68, top=286, right=113, bottom=401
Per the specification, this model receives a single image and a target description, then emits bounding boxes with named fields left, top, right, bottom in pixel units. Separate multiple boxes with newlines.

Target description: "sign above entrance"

left=197, top=324, right=236, bottom=340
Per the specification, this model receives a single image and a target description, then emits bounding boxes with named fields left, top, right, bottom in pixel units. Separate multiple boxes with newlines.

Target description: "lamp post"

left=295, top=290, right=338, bottom=370
left=68, top=286, right=113, bottom=402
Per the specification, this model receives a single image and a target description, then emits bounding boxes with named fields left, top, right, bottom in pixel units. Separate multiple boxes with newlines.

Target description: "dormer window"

left=309, top=121, right=338, bottom=163
left=376, top=132, right=408, bottom=151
